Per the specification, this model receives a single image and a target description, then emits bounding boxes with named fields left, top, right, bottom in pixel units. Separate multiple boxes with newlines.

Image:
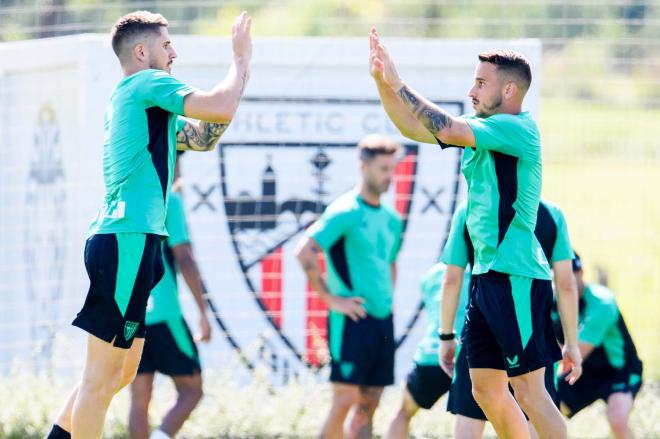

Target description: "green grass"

left=540, top=98, right=660, bottom=380
left=0, top=370, right=658, bottom=438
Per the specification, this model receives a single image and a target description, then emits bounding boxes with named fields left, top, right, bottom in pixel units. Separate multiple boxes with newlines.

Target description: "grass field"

left=540, top=98, right=660, bottom=380
left=0, top=368, right=658, bottom=438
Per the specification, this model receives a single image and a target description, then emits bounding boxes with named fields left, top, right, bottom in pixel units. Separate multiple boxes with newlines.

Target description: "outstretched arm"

left=370, top=27, right=475, bottom=147
left=183, top=11, right=252, bottom=123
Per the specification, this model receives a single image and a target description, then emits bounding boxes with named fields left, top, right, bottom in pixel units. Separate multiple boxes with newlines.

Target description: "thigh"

left=81, top=333, right=130, bottom=386
left=172, top=372, right=203, bottom=394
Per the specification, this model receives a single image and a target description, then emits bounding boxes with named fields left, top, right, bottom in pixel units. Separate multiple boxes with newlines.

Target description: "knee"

left=606, top=406, right=630, bottom=434
left=471, top=381, right=502, bottom=408
left=510, top=380, right=535, bottom=410
left=81, top=370, right=123, bottom=401
left=180, top=385, right=204, bottom=406
left=117, top=366, right=139, bottom=392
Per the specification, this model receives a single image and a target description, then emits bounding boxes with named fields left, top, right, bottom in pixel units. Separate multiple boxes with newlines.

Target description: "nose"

left=468, top=85, right=477, bottom=99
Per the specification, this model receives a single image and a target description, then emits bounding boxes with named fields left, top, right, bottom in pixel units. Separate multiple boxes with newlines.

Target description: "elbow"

left=556, top=277, right=578, bottom=298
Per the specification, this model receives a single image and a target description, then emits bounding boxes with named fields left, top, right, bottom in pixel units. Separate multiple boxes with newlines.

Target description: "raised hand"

left=369, top=27, right=403, bottom=90
left=232, top=11, right=252, bottom=64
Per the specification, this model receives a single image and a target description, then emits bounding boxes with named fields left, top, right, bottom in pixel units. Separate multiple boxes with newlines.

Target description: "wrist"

left=392, top=80, right=405, bottom=93
left=438, top=330, right=456, bottom=341
left=233, top=55, right=250, bottom=69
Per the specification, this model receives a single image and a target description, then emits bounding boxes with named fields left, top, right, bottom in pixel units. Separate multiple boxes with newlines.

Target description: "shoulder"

left=540, top=199, right=564, bottom=217
left=584, top=284, right=619, bottom=316
left=323, top=192, right=361, bottom=219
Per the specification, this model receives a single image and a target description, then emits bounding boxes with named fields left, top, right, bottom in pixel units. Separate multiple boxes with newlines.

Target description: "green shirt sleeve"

left=440, top=203, right=469, bottom=268
left=465, top=113, right=532, bottom=158
left=165, top=192, right=190, bottom=248
left=307, top=206, right=359, bottom=251
left=389, top=215, right=404, bottom=263
left=176, top=116, right=187, bottom=134
left=136, top=69, right=196, bottom=116
left=547, top=203, right=573, bottom=262
left=579, top=296, right=619, bottom=346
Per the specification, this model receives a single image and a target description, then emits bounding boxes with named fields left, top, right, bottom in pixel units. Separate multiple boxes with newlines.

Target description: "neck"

left=357, top=183, right=381, bottom=206
left=122, top=62, right=146, bottom=77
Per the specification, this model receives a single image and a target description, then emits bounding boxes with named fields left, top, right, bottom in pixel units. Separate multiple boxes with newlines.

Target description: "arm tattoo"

left=178, top=121, right=229, bottom=151
left=397, top=85, right=453, bottom=135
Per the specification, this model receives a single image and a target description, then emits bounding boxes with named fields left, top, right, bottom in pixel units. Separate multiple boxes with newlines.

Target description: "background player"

left=440, top=199, right=579, bottom=438
left=385, top=261, right=471, bottom=439
left=46, top=10, right=251, bottom=439
left=369, top=26, right=581, bottom=438
left=555, top=254, right=643, bottom=439
left=295, top=134, right=403, bottom=439
left=129, top=152, right=212, bottom=439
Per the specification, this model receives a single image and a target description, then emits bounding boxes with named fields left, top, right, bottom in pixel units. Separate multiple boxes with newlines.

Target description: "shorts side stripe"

left=167, top=319, right=196, bottom=360
left=510, top=275, right=533, bottom=350
left=329, top=311, right=345, bottom=361
left=115, top=233, right=147, bottom=317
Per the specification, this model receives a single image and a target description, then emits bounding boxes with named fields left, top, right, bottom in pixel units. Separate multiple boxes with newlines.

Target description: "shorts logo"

left=340, top=361, right=355, bottom=379
left=506, top=355, right=520, bottom=368
left=124, top=321, right=139, bottom=341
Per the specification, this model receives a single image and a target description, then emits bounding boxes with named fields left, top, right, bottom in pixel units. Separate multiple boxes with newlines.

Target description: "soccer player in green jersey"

left=46, top=10, right=252, bottom=439
left=129, top=153, right=212, bottom=439
left=440, top=200, right=579, bottom=439
left=554, top=254, right=643, bottom=439
left=295, top=135, right=403, bottom=439
left=369, top=27, right=581, bottom=439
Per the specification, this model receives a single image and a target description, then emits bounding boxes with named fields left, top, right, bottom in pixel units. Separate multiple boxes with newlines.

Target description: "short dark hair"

left=478, top=50, right=532, bottom=92
left=111, top=11, right=168, bottom=59
left=357, top=134, right=402, bottom=162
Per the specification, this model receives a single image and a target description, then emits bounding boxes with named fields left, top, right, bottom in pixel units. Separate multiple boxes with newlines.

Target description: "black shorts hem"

left=72, top=316, right=145, bottom=349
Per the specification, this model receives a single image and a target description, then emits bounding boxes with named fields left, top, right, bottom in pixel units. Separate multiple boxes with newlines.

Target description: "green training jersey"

left=307, top=190, right=403, bottom=319
left=88, top=69, right=195, bottom=237
left=461, top=112, right=551, bottom=280
left=578, top=284, right=642, bottom=371
left=146, top=191, right=190, bottom=325
left=413, top=262, right=471, bottom=366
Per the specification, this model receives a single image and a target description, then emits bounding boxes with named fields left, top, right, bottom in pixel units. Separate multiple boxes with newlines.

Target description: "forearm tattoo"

left=178, top=121, right=228, bottom=151
left=397, top=85, right=453, bottom=135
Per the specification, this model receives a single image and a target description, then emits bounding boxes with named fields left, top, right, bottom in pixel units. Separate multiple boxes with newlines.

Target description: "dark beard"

left=476, top=95, right=503, bottom=117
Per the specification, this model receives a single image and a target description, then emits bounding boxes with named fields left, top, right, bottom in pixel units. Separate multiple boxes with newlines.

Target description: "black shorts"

left=464, top=271, right=561, bottom=377
left=72, top=233, right=164, bottom=349
left=406, top=363, right=452, bottom=409
left=447, top=341, right=560, bottom=420
left=137, top=318, right=201, bottom=376
left=328, top=313, right=395, bottom=387
left=558, top=362, right=643, bottom=418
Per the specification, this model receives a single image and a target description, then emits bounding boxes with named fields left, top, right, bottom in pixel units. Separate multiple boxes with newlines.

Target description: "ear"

left=504, top=82, right=518, bottom=99
left=133, top=43, right=147, bottom=63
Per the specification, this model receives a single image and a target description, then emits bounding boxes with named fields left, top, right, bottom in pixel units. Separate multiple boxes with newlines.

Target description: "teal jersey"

left=307, top=191, right=403, bottom=318
left=441, top=201, right=472, bottom=269
left=461, top=112, right=551, bottom=280
left=413, top=262, right=471, bottom=366
left=88, top=69, right=195, bottom=237
left=537, top=199, right=573, bottom=263
left=145, top=192, right=190, bottom=325
left=579, top=284, right=641, bottom=371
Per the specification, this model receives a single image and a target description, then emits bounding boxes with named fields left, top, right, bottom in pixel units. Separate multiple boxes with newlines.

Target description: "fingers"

left=440, top=361, right=454, bottom=378
left=564, top=364, right=582, bottom=385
